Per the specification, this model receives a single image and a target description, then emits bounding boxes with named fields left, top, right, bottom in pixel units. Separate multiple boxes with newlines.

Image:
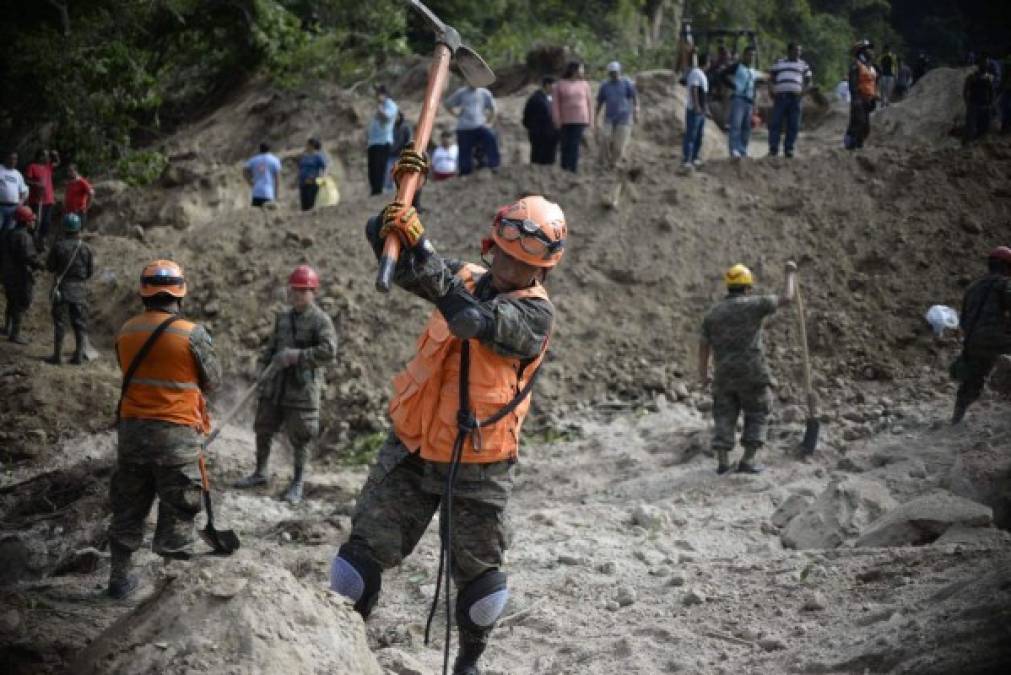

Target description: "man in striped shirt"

left=767, top=44, right=812, bottom=158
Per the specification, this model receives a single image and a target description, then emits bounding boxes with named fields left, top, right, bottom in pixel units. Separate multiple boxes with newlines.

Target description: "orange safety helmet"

left=486, top=195, right=567, bottom=268
left=14, top=205, right=35, bottom=223
left=288, top=264, right=320, bottom=290
left=139, top=259, right=187, bottom=298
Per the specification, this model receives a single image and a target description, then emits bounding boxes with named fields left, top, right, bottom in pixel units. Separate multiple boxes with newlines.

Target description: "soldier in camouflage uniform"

left=233, top=265, right=337, bottom=504
left=108, top=260, right=221, bottom=599
left=44, top=213, right=94, bottom=365
left=699, top=261, right=796, bottom=474
left=952, top=246, right=1011, bottom=423
left=1, top=206, right=43, bottom=344
left=330, top=156, right=564, bottom=675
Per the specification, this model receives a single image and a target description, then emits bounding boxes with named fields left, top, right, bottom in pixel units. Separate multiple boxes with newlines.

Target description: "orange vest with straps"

left=116, top=311, right=210, bottom=433
left=388, top=264, right=550, bottom=464
left=857, top=61, right=876, bottom=100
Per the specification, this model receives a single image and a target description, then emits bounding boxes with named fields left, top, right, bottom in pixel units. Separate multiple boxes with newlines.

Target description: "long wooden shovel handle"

left=795, top=282, right=818, bottom=417
left=376, top=43, right=454, bottom=292
left=198, top=453, right=211, bottom=492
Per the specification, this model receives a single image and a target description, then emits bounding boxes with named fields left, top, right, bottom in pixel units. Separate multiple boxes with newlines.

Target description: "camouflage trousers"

left=254, top=400, right=319, bottom=467
left=108, top=419, right=203, bottom=558
left=344, top=433, right=514, bottom=587
left=711, top=382, right=773, bottom=451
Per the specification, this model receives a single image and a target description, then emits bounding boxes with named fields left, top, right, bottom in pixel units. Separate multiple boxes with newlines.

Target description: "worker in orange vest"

left=330, top=151, right=565, bottom=675
left=845, top=39, right=879, bottom=150
left=107, top=260, right=222, bottom=599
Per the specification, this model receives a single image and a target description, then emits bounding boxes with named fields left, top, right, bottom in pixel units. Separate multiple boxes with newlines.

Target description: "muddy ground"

left=2, top=66, right=1011, bottom=673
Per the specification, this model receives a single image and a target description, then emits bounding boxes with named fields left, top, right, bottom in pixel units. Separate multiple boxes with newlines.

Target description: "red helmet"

left=289, top=264, right=320, bottom=290
left=487, top=196, right=567, bottom=269
left=988, top=246, right=1011, bottom=265
left=14, top=205, right=35, bottom=223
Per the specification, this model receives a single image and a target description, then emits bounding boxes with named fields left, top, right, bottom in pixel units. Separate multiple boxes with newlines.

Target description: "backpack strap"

left=115, top=314, right=181, bottom=423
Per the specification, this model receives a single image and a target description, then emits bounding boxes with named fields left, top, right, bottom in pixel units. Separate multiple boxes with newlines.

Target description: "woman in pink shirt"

left=552, top=61, right=594, bottom=173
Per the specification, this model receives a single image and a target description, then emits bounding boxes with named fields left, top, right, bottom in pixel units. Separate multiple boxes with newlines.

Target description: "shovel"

left=196, top=364, right=276, bottom=555
left=375, top=0, right=495, bottom=292
left=794, top=281, right=820, bottom=454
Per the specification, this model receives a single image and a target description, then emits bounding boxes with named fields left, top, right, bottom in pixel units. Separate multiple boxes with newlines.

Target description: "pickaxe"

left=375, top=0, right=495, bottom=292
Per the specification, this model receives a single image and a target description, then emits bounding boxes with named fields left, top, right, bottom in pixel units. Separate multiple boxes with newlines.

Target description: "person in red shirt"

left=25, top=149, right=59, bottom=251
left=63, top=163, right=94, bottom=230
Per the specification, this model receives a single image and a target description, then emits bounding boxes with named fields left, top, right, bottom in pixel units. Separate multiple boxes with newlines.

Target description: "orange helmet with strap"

left=484, top=195, right=567, bottom=268
left=139, top=259, right=186, bottom=298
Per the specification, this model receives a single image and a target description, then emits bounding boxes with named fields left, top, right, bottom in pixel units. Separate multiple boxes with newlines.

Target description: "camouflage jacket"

left=257, top=303, right=338, bottom=409
left=701, top=293, right=779, bottom=388
left=961, top=273, right=1011, bottom=352
left=0, top=226, right=42, bottom=285
left=46, top=235, right=94, bottom=303
left=395, top=250, right=553, bottom=361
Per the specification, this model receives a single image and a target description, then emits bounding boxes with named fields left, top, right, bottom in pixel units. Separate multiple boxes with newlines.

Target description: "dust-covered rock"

left=782, top=477, right=897, bottom=549
left=855, top=492, right=993, bottom=547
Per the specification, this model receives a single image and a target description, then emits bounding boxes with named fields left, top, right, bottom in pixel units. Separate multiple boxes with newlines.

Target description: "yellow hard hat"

left=724, top=264, right=753, bottom=288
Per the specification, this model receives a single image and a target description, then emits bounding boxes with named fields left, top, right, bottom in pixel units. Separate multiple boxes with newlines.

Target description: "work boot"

left=737, top=445, right=764, bottom=474
left=716, top=449, right=732, bottom=475
left=107, top=546, right=138, bottom=600
left=951, top=397, right=969, bottom=425
left=283, top=463, right=305, bottom=505
left=453, top=629, right=489, bottom=675
left=8, top=316, right=28, bottom=345
left=45, top=331, right=65, bottom=365
left=70, top=329, right=86, bottom=365
left=233, top=436, right=271, bottom=488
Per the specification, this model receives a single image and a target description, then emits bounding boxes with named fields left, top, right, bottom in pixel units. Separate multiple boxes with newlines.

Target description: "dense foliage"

left=2, top=0, right=1006, bottom=180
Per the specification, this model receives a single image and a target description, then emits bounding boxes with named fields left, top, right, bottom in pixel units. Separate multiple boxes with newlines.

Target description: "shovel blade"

left=455, top=44, right=495, bottom=88
left=200, top=526, right=241, bottom=556
left=801, top=417, right=820, bottom=455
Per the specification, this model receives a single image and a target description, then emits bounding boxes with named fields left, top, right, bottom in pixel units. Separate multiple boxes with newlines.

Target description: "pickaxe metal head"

left=407, top=0, right=495, bottom=88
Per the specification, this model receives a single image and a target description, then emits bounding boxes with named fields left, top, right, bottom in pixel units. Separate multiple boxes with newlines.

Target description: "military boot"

left=951, top=397, right=969, bottom=425
left=737, top=445, right=764, bottom=474
left=453, top=628, right=489, bottom=675
left=70, top=329, right=86, bottom=364
left=283, top=462, right=305, bottom=505
left=8, top=315, right=28, bottom=345
left=45, top=330, right=65, bottom=365
left=233, top=435, right=271, bottom=488
left=716, top=449, right=732, bottom=475
left=107, top=545, right=139, bottom=599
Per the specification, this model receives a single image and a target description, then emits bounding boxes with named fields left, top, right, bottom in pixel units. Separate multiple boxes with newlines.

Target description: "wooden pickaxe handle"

left=376, top=43, right=453, bottom=292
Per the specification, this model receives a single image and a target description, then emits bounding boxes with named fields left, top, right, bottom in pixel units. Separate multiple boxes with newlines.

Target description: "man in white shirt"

left=681, top=52, right=709, bottom=170
left=768, top=44, right=813, bottom=158
left=0, top=152, right=29, bottom=231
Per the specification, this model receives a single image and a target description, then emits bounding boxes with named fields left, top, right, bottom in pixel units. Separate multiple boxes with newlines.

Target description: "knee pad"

left=330, top=544, right=382, bottom=619
left=456, top=569, right=509, bottom=632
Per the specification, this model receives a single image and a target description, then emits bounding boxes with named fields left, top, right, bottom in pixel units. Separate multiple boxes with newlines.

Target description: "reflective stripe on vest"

left=389, top=264, right=550, bottom=464
left=116, top=311, right=210, bottom=432
left=857, top=61, right=876, bottom=100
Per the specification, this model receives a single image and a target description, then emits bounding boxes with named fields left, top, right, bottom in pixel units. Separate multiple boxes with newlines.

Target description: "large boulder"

left=855, top=492, right=993, bottom=548
left=781, top=477, right=897, bottom=549
left=72, top=558, right=381, bottom=675
left=946, top=441, right=1011, bottom=530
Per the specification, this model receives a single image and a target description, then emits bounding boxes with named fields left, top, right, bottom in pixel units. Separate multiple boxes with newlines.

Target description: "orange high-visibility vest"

left=388, top=264, right=550, bottom=464
left=857, top=61, right=877, bottom=100
left=116, top=311, right=210, bottom=433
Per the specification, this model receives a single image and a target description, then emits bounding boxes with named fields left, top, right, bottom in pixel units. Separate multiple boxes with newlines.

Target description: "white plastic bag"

left=925, top=305, right=959, bottom=336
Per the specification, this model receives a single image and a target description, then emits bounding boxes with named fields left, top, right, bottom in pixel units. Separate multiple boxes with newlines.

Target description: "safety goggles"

left=496, top=218, right=564, bottom=259
left=141, top=273, right=185, bottom=287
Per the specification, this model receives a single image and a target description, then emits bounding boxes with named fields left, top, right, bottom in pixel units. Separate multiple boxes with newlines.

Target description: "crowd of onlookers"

left=232, top=44, right=1011, bottom=211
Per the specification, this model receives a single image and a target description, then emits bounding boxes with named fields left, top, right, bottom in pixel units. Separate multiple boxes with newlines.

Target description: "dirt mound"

left=873, top=67, right=970, bottom=145
left=71, top=558, right=379, bottom=675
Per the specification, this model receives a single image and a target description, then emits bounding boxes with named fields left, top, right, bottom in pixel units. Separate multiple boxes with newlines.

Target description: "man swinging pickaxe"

left=374, top=0, right=495, bottom=292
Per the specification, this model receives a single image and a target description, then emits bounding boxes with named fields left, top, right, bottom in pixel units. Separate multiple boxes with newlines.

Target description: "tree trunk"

left=47, top=0, right=71, bottom=36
